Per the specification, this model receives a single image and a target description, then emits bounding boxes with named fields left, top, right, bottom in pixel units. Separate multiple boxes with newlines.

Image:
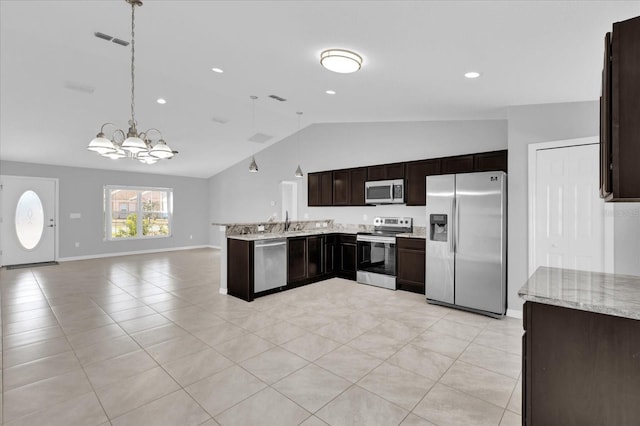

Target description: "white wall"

left=209, top=119, right=508, bottom=247
left=506, top=101, right=600, bottom=314
left=1, top=161, right=210, bottom=259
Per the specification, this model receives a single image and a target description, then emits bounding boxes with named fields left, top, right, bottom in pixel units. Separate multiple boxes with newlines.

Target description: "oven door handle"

left=357, top=235, right=395, bottom=244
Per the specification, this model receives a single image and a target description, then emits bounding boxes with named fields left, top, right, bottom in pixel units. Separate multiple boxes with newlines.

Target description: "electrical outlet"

left=257, top=225, right=265, bottom=232
left=363, top=214, right=368, bottom=221
left=322, top=222, right=328, bottom=228
left=304, top=213, right=309, bottom=219
left=315, top=222, right=321, bottom=228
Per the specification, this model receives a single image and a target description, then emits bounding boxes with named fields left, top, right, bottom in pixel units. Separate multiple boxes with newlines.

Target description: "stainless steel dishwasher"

left=253, top=238, right=287, bottom=293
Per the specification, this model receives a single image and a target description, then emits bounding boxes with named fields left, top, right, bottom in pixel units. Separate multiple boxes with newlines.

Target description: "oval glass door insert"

left=15, top=190, right=45, bottom=250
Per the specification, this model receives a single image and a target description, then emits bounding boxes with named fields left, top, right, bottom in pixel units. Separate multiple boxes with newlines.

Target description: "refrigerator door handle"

left=455, top=196, right=460, bottom=251
left=450, top=198, right=456, bottom=253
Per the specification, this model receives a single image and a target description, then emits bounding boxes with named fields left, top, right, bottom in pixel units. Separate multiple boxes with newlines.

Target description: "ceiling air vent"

left=248, top=133, right=273, bottom=144
left=64, top=81, right=96, bottom=94
left=268, top=95, right=287, bottom=102
left=94, top=32, right=129, bottom=47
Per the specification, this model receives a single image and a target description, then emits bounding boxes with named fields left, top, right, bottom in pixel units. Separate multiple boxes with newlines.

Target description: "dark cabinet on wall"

left=333, top=168, right=367, bottom=206
left=367, top=162, right=405, bottom=181
left=308, top=172, right=333, bottom=206
left=396, top=237, right=425, bottom=294
left=406, top=159, right=441, bottom=206
left=308, top=150, right=507, bottom=207
left=600, top=16, right=640, bottom=201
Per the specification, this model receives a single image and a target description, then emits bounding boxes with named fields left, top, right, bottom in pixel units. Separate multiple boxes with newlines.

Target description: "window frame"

left=104, top=185, right=173, bottom=241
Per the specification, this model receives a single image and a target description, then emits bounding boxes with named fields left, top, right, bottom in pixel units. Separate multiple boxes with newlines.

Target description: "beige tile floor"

left=0, top=248, right=522, bottom=426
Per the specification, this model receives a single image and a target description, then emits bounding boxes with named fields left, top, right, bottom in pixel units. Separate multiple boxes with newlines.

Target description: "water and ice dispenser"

left=429, top=214, right=448, bottom=242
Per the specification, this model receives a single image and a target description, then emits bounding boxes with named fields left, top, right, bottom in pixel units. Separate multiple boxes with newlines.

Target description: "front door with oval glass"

left=1, top=176, right=56, bottom=266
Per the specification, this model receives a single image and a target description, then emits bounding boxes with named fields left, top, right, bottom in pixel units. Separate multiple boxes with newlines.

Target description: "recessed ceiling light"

left=211, top=67, right=224, bottom=73
left=320, top=49, right=363, bottom=73
left=156, top=98, right=167, bottom=104
left=326, top=90, right=336, bottom=95
left=464, top=71, right=481, bottom=79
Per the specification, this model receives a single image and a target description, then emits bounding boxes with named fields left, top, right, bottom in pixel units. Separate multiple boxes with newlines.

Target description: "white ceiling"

left=1, top=1, right=638, bottom=178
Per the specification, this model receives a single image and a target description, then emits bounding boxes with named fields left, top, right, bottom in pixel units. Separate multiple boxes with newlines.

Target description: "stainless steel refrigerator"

left=425, top=171, right=507, bottom=318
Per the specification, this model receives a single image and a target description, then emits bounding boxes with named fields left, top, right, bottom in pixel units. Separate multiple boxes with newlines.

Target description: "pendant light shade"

left=295, top=164, right=303, bottom=178
left=149, top=139, right=174, bottom=159
left=87, top=133, right=116, bottom=154
left=121, top=132, right=147, bottom=154
left=249, top=156, right=259, bottom=173
left=102, top=146, right=126, bottom=159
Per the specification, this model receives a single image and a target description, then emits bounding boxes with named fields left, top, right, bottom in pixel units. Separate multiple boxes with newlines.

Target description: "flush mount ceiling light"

left=87, top=0, right=177, bottom=164
left=464, top=71, right=481, bottom=79
left=211, top=67, right=224, bottom=73
left=325, top=90, right=336, bottom=95
left=156, top=98, right=166, bottom=104
left=320, top=49, right=363, bottom=74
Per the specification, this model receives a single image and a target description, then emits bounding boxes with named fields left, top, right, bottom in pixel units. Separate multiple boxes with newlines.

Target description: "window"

left=104, top=186, right=172, bottom=240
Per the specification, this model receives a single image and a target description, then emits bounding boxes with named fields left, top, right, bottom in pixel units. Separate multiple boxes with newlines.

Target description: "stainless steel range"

left=356, top=217, right=413, bottom=290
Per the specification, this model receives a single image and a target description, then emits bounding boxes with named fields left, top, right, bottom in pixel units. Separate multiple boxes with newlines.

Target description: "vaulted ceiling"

left=1, top=1, right=638, bottom=178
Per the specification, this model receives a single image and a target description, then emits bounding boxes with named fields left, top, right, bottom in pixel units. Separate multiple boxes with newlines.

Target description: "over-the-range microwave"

left=365, top=179, right=405, bottom=204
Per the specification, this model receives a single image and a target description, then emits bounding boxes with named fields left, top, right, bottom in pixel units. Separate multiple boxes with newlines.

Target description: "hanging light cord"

left=129, top=1, right=137, bottom=129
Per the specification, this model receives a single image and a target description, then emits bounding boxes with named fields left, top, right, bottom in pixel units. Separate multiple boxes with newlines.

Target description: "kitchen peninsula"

left=519, top=267, right=640, bottom=425
left=221, top=220, right=425, bottom=302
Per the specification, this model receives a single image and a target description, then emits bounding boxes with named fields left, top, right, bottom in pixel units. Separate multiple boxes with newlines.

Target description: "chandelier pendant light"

left=294, top=112, right=304, bottom=178
left=87, top=0, right=177, bottom=164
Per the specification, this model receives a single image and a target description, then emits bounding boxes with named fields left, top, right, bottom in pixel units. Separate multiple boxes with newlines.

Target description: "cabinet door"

left=396, top=238, right=426, bottom=294
left=474, top=150, right=507, bottom=172
left=350, top=168, right=367, bottom=206
left=385, top=162, right=406, bottom=179
left=307, top=236, right=324, bottom=278
left=324, top=235, right=336, bottom=275
left=600, top=32, right=612, bottom=198
left=287, top=238, right=307, bottom=283
left=406, top=159, right=441, bottom=206
left=367, top=165, right=386, bottom=181
left=339, top=241, right=357, bottom=280
left=320, top=172, right=333, bottom=205
left=308, top=173, right=321, bottom=206
left=610, top=16, right=640, bottom=201
left=333, top=170, right=350, bottom=206
left=441, top=155, right=474, bottom=174
left=227, top=239, right=254, bottom=302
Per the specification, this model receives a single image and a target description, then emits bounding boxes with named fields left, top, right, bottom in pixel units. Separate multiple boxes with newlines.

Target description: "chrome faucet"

left=284, top=210, right=290, bottom=232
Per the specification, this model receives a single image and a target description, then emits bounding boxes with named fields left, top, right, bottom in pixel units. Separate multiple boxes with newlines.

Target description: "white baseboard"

left=58, top=245, right=213, bottom=262
left=506, top=308, right=523, bottom=319
left=219, top=288, right=228, bottom=295
left=207, top=244, right=222, bottom=249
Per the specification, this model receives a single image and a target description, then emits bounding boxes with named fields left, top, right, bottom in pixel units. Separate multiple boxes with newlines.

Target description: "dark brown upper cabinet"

left=601, top=16, right=640, bottom=201
left=441, top=155, right=474, bottom=174
left=349, top=167, right=367, bottom=206
left=367, top=162, right=405, bottom=181
left=333, top=167, right=367, bottom=206
left=474, top=150, right=508, bottom=173
left=308, top=171, right=333, bottom=206
left=406, top=159, right=441, bottom=206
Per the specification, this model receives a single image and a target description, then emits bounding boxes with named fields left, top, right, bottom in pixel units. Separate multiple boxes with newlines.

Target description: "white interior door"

left=533, top=144, right=604, bottom=272
left=1, top=175, right=57, bottom=266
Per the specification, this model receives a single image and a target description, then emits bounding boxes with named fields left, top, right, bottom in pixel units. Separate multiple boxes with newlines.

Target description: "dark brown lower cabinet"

left=396, top=237, right=425, bottom=294
left=523, top=301, right=640, bottom=425
left=306, top=236, right=324, bottom=279
left=337, top=234, right=356, bottom=280
left=287, top=237, right=307, bottom=283
left=227, top=239, right=254, bottom=302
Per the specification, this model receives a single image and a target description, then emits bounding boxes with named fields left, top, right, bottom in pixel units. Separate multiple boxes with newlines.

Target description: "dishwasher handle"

left=254, top=239, right=286, bottom=248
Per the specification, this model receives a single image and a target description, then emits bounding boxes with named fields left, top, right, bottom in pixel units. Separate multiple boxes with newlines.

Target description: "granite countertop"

left=519, top=266, right=640, bottom=320
left=228, top=229, right=358, bottom=241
